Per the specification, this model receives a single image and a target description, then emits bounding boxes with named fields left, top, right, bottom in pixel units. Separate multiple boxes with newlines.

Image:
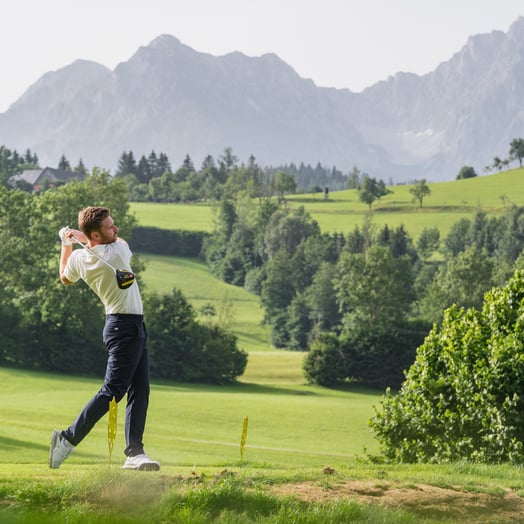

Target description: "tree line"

left=112, top=147, right=356, bottom=202
left=0, top=141, right=423, bottom=212
left=0, top=144, right=356, bottom=199
left=0, top=173, right=246, bottom=383
left=3, top=136, right=524, bottom=197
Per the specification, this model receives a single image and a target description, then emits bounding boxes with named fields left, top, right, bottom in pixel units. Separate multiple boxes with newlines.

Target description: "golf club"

left=69, top=232, right=135, bottom=290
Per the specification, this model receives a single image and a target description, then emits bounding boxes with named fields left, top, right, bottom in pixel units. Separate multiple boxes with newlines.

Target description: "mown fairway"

left=0, top=367, right=379, bottom=468
left=138, top=254, right=316, bottom=385
left=130, top=167, right=524, bottom=239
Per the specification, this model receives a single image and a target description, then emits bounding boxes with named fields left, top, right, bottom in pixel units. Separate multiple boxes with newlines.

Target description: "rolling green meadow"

left=131, top=167, right=524, bottom=239
left=3, top=168, right=524, bottom=522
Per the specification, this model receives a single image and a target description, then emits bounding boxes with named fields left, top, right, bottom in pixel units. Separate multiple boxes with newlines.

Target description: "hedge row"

left=129, top=226, right=209, bottom=257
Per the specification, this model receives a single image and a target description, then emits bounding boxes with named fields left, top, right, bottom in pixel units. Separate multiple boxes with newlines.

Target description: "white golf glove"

left=58, top=226, right=72, bottom=246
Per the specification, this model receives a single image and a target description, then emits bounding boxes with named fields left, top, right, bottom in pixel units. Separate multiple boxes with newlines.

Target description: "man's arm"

left=59, top=244, right=74, bottom=285
left=58, top=227, right=86, bottom=285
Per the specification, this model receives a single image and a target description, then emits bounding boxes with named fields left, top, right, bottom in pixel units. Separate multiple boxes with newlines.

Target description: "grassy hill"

left=138, top=254, right=273, bottom=355
left=130, top=167, right=524, bottom=240
left=131, top=201, right=214, bottom=231
left=285, top=167, right=524, bottom=238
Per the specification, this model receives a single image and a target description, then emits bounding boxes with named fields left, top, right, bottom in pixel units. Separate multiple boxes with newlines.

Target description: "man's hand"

left=58, top=226, right=72, bottom=246
left=59, top=227, right=88, bottom=246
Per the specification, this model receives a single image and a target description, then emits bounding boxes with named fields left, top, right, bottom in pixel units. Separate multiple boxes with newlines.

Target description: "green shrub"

left=370, top=269, right=524, bottom=463
left=145, top=288, right=247, bottom=383
left=303, top=322, right=428, bottom=389
left=303, top=332, right=347, bottom=387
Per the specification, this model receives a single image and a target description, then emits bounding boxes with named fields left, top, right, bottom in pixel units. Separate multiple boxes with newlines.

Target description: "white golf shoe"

left=122, top=453, right=160, bottom=471
left=49, top=430, right=74, bottom=469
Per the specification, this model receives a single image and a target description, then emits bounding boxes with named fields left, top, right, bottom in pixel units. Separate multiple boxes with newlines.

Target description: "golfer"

left=49, top=206, right=160, bottom=471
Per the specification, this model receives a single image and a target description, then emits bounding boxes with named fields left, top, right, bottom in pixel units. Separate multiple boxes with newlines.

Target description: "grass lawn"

left=285, top=167, right=524, bottom=238
left=131, top=201, right=214, bottom=231
left=2, top=366, right=524, bottom=522
left=0, top=367, right=379, bottom=468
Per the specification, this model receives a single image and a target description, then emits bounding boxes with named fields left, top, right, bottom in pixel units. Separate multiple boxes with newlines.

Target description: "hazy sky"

left=1, top=0, right=522, bottom=112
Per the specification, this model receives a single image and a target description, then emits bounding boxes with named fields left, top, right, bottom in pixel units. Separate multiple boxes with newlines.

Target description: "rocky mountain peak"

left=1, top=18, right=523, bottom=182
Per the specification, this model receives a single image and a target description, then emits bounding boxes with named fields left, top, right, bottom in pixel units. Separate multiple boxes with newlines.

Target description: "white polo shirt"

left=64, top=239, right=143, bottom=315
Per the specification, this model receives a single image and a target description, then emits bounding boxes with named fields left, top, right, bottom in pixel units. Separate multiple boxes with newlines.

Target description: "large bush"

left=303, top=321, right=428, bottom=389
left=370, top=270, right=524, bottom=463
left=145, top=288, right=247, bottom=383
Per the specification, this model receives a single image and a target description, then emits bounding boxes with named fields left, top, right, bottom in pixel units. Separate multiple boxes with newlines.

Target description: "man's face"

left=97, top=215, right=119, bottom=244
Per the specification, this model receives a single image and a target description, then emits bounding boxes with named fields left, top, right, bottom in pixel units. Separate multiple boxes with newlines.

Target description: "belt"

left=106, top=313, right=143, bottom=319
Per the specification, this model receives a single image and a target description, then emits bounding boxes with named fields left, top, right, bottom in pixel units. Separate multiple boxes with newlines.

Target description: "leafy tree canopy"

left=358, top=176, right=392, bottom=209
left=409, top=179, right=431, bottom=208
left=456, top=165, right=478, bottom=180
left=510, top=138, right=524, bottom=167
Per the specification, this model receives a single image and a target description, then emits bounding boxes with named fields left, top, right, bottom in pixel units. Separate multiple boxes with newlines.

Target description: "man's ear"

left=90, top=230, right=100, bottom=242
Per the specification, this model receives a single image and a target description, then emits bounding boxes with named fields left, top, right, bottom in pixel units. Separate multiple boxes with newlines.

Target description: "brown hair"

left=78, top=207, right=111, bottom=239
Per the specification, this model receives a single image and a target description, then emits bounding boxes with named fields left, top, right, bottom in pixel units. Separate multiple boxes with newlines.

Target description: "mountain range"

left=1, top=16, right=524, bottom=182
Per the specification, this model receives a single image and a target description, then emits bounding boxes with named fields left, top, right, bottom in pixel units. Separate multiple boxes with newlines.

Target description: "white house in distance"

left=10, top=167, right=84, bottom=191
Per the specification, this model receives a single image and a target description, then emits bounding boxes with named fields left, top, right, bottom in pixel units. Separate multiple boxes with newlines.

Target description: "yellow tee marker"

left=240, top=416, right=248, bottom=461
left=108, top=397, right=118, bottom=465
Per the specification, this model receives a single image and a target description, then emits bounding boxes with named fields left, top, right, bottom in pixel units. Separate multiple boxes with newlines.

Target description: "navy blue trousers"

left=63, top=314, right=150, bottom=457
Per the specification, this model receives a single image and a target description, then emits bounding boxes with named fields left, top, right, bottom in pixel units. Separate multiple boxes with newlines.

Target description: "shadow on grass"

left=151, top=379, right=384, bottom=398
left=151, top=380, right=320, bottom=396
left=0, top=435, right=112, bottom=464
left=0, top=436, right=49, bottom=452
left=374, top=205, right=479, bottom=213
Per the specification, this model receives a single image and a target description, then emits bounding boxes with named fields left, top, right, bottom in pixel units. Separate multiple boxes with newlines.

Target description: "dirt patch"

left=270, top=479, right=524, bottom=522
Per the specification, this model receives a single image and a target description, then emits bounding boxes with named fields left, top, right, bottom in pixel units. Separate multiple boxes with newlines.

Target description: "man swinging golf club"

left=49, top=206, right=160, bottom=471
